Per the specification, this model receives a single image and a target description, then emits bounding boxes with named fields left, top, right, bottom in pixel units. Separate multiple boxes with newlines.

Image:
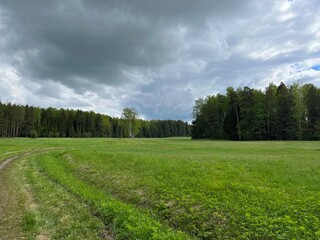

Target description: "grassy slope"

left=0, top=138, right=319, bottom=239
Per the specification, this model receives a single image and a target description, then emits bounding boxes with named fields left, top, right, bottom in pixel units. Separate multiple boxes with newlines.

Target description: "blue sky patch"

left=310, top=65, right=320, bottom=71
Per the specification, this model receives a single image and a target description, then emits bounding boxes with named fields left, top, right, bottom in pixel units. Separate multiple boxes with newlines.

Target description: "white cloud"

left=0, top=64, right=26, bottom=103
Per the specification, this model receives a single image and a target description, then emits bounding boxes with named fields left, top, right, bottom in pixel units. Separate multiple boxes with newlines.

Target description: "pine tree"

left=276, top=82, right=294, bottom=140
left=265, top=83, right=278, bottom=140
left=225, top=87, right=240, bottom=140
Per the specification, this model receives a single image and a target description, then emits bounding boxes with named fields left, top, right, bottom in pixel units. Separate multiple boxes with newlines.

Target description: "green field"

left=0, top=138, right=320, bottom=239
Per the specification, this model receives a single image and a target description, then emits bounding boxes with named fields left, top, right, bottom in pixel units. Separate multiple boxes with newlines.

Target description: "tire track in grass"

left=0, top=148, right=64, bottom=240
left=36, top=151, right=192, bottom=240
left=0, top=148, right=62, bottom=171
left=0, top=153, right=29, bottom=171
left=0, top=161, right=27, bottom=239
left=25, top=156, right=113, bottom=240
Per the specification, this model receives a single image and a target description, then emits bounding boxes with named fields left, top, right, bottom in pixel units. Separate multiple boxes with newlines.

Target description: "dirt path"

left=0, top=152, right=31, bottom=171
left=0, top=159, right=26, bottom=239
left=0, top=151, right=39, bottom=239
left=0, top=148, right=63, bottom=240
left=0, top=148, right=62, bottom=172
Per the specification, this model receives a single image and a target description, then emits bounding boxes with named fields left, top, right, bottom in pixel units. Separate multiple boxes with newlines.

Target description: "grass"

left=25, top=154, right=108, bottom=239
left=0, top=138, right=319, bottom=239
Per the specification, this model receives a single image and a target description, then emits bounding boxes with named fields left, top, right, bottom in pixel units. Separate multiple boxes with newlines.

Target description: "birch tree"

left=122, top=107, right=139, bottom=138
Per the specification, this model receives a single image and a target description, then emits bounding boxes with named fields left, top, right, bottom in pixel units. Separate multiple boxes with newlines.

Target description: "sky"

left=0, top=0, right=320, bottom=121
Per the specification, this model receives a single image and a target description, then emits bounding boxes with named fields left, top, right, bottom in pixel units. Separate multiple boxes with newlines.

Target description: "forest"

left=0, top=102, right=190, bottom=138
left=192, top=82, right=320, bottom=140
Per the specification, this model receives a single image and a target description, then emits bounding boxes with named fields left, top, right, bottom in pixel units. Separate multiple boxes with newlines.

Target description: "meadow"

left=0, top=138, right=320, bottom=239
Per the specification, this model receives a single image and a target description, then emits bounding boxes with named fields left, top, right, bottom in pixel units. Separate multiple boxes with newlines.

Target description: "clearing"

left=0, top=138, right=319, bottom=239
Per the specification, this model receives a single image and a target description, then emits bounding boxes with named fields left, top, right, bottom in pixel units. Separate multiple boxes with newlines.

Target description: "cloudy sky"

left=0, top=0, right=320, bottom=121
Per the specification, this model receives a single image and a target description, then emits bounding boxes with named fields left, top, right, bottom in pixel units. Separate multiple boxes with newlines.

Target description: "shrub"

left=30, top=130, right=38, bottom=138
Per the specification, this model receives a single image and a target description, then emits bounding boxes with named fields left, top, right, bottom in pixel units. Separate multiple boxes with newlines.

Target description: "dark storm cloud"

left=2, top=0, right=157, bottom=88
left=0, top=0, right=319, bottom=120
left=0, top=0, right=244, bottom=89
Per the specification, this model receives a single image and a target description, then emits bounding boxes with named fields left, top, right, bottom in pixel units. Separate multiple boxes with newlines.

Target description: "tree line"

left=192, top=82, right=320, bottom=140
left=0, top=102, right=190, bottom=138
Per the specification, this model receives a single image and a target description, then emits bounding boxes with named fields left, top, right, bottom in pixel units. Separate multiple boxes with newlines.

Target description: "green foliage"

left=122, top=107, right=139, bottom=137
left=192, top=82, right=320, bottom=140
left=30, top=130, right=38, bottom=138
left=0, top=101, right=190, bottom=138
left=276, top=82, right=295, bottom=140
